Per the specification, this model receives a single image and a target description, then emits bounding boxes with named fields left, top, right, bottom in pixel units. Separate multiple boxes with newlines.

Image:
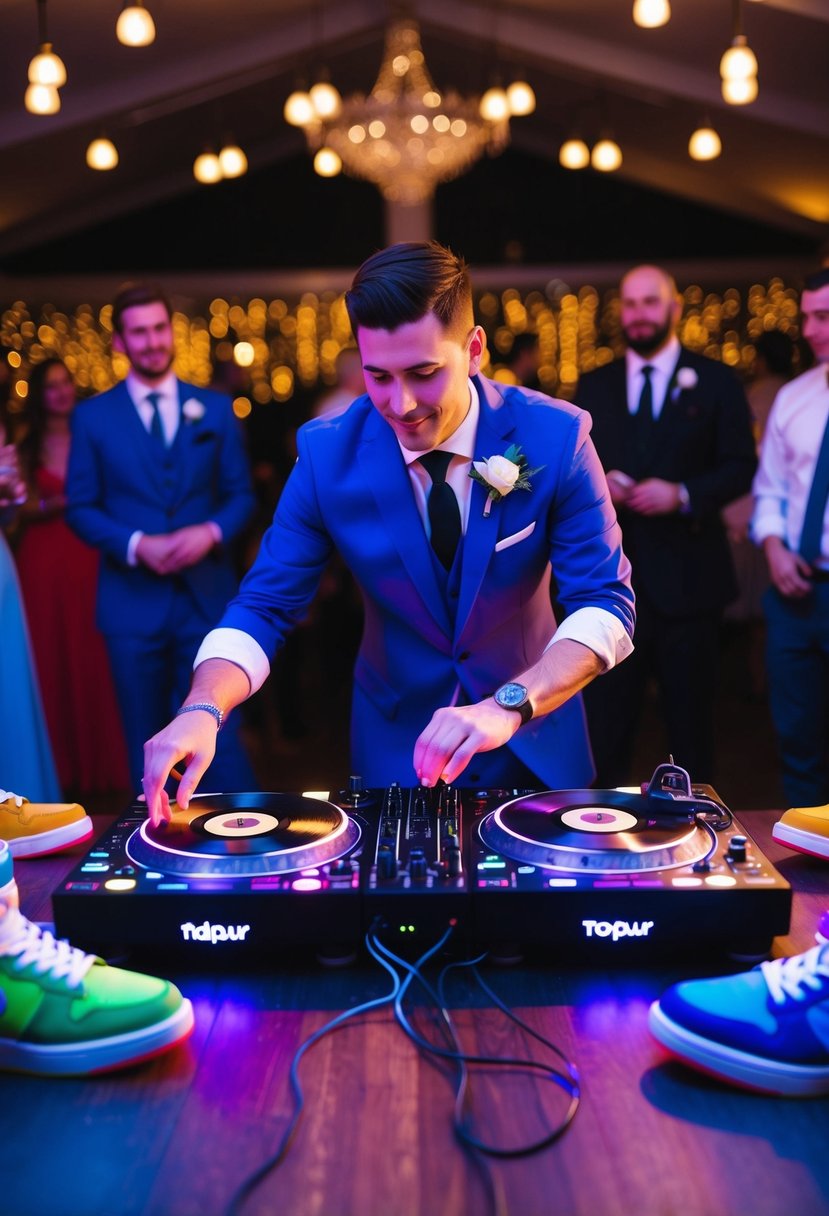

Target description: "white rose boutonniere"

left=469, top=443, right=544, bottom=517
left=672, top=367, right=698, bottom=401
left=182, top=397, right=206, bottom=423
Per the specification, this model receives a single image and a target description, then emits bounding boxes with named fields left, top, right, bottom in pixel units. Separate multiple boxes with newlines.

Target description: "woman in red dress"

left=15, top=359, right=129, bottom=794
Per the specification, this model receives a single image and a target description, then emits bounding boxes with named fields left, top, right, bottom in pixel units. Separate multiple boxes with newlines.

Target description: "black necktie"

left=635, top=365, right=655, bottom=458
left=146, top=391, right=165, bottom=446
left=799, top=388, right=829, bottom=564
left=420, top=450, right=461, bottom=571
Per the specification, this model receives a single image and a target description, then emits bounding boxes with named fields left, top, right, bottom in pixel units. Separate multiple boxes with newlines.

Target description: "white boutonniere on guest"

left=182, top=397, right=206, bottom=423
left=469, top=444, right=544, bottom=517
left=671, top=366, right=698, bottom=401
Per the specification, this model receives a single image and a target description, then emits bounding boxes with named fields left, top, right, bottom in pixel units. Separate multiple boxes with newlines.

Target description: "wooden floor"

left=5, top=805, right=829, bottom=1216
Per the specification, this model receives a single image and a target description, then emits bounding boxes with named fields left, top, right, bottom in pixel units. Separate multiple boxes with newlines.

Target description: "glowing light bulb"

left=721, top=75, right=759, bottom=104
left=720, top=36, right=758, bottom=81
left=506, top=81, right=536, bottom=116
left=591, top=139, right=623, bottom=172
left=688, top=126, right=722, bottom=160
left=313, top=147, right=342, bottom=177
left=559, top=138, right=590, bottom=170
left=309, top=81, right=342, bottom=120
left=27, top=44, right=66, bottom=87
left=632, top=0, right=671, bottom=27
left=218, top=144, right=248, bottom=178
left=284, top=90, right=316, bottom=127
left=193, top=152, right=222, bottom=184
left=24, top=83, right=60, bottom=115
left=86, top=137, right=119, bottom=170
left=116, top=4, right=156, bottom=47
left=479, top=87, right=510, bottom=122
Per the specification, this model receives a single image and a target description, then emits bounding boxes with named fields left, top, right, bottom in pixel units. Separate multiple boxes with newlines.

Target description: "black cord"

left=225, top=928, right=401, bottom=1216
left=369, top=930, right=581, bottom=1158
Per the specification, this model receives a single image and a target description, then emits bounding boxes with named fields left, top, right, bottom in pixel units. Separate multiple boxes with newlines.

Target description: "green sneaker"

left=0, top=842, right=193, bottom=1075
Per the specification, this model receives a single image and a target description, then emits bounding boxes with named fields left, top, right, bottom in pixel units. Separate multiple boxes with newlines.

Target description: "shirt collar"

left=398, top=379, right=480, bottom=467
left=626, top=334, right=681, bottom=380
left=126, top=369, right=179, bottom=406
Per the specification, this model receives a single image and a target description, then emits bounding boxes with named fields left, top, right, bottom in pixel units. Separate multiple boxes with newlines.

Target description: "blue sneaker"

left=648, top=945, right=829, bottom=1096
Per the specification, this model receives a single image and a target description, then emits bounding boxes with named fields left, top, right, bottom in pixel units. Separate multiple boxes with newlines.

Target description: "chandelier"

left=286, top=21, right=527, bottom=206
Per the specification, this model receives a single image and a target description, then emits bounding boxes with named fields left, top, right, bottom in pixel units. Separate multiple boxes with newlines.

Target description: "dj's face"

left=358, top=312, right=484, bottom=452
left=113, top=301, right=175, bottom=382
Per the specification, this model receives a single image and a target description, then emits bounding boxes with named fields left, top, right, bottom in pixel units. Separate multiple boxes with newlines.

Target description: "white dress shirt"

left=752, top=363, right=829, bottom=572
left=195, top=379, right=632, bottom=693
left=625, top=335, right=682, bottom=421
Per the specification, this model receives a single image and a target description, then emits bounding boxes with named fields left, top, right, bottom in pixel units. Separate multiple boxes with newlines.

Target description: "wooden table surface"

left=5, top=808, right=829, bottom=1216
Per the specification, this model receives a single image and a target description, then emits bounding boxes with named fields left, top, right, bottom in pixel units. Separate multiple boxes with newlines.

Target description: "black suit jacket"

left=574, top=349, right=756, bottom=617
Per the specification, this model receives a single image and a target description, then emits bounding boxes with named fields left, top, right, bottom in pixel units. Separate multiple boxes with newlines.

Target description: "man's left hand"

left=414, top=700, right=520, bottom=787
left=159, top=523, right=217, bottom=572
left=626, top=478, right=682, bottom=515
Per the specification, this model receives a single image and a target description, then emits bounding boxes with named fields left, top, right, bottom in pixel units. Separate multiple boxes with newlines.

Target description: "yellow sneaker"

left=772, top=803, right=829, bottom=861
left=0, top=790, right=93, bottom=859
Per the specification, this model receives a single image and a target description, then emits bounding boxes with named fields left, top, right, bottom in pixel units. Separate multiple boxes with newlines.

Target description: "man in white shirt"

left=141, top=242, right=635, bottom=826
left=575, top=265, right=756, bottom=786
left=752, top=267, right=829, bottom=809
left=66, top=284, right=256, bottom=794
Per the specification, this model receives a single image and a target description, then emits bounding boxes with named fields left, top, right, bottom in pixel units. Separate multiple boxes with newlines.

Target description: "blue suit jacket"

left=66, top=379, right=254, bottom=636
left=222, top=376, right=635, bottom=788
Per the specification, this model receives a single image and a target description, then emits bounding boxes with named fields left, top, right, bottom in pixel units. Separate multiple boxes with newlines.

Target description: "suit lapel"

left=357, top=409, right=453, bottom=637
left=455, top=378, right=515, bottom=639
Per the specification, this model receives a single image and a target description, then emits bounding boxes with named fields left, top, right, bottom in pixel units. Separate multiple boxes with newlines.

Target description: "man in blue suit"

left=66, top=283, right=256, bottom=793
left=142, top=244, right=635, bottom=825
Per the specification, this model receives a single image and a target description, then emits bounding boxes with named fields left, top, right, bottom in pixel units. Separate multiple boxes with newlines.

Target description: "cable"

left=368, top=928, right=581, bottom=1158
left=225, top=923, right=400, bottom=1216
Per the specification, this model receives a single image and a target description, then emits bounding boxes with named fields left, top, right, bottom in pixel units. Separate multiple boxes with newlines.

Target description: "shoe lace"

left=0, top=789, right=26, bottom=807
left=761, top=945, right=829, bottom=1005
left=3, top=910, right=95, bottom=988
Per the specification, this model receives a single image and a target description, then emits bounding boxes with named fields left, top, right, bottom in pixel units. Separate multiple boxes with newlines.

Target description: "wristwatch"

left=493, top=681, right=533, bottom=726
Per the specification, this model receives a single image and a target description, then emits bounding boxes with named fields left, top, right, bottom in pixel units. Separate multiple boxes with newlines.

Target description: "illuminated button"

left=104, top=878, right=137, bottom=892
left=744, top=876, right=778, bottom=885
left=704, top=875, right=738, bottom=887
left=157, top=882, right=189, bottom=890
left=478, top=860, right=506, bottom=870
left=672, top=877, right=704, bottom=888
left=478, top=878, right=509, bottom=887
left=547, top=878, right=578, bottom=887
left=292, top=877, right=323, bottom=892
left=517, top=865, right=536, bottom=874
left=81, top=863, right=110, bottom=872
left=146, top=871, right=164, bottom=879
left=90, top=851, right=110, bottom=858
left=595, top=879, right=630, bottom=888
left=65, top=881, right=99, bottom=890
left=300, top=868, right=321, bottom=876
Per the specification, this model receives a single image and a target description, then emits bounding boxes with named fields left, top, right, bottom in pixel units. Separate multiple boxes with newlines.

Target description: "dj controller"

left=52, top=764, right=791, bottom=965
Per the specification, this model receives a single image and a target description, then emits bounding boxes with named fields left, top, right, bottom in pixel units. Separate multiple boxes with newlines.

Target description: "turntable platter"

left=479, top=789, right=715, bottom=873
left=127, top=792, right=361, bottom=878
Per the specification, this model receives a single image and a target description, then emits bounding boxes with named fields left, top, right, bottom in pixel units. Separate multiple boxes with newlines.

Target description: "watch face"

left=496, top=682, right=528, bottom=708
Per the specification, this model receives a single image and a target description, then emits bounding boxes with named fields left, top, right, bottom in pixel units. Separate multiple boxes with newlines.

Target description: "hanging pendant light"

left=24, top=1, right=66, bottom=114
left=688, top=125, right=722, bottom=161
left=86, top=136, right=119, bottom=169
left=116, top=2, right=156, bottom=47
left=632, top=0, right=671, bottom=29
left=720, top=1, right=759, bottom=104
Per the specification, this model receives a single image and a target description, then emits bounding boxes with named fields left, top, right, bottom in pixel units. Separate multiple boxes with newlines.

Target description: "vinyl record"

left=479, top=788, right=714, bottom=873
left=128, top=791, right=361, bottom=877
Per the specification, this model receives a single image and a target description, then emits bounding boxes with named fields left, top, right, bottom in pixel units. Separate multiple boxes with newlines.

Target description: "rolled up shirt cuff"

left=193, top=627, right=271, bottom=694
left=543, top=607, right=634, bottom=671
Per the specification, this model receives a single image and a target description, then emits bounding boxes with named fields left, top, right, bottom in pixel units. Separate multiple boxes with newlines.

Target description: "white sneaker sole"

left=772, top=820, right=829, bottom=861
left=648, top=1001, right=829, bottom=1096
left=7, top=816, right=94, bottom=859
left=0, top=998, right=194, bottom=1075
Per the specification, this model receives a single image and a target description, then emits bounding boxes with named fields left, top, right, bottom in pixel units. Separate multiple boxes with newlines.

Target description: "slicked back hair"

left=345, top=241, right=473, bottom=339
left=804, top=268, right=829, bottom=294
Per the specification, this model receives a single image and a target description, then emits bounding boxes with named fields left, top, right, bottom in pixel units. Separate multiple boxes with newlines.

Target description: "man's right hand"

left=141, top=712, right=219, bottom=827
left=765, top=536, right=814, bottom=598
left=135, top=533, right=178, bottom=574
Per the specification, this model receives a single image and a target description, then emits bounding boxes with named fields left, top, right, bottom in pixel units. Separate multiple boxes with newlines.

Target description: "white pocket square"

left=494, top=521, right=536, bottom=552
